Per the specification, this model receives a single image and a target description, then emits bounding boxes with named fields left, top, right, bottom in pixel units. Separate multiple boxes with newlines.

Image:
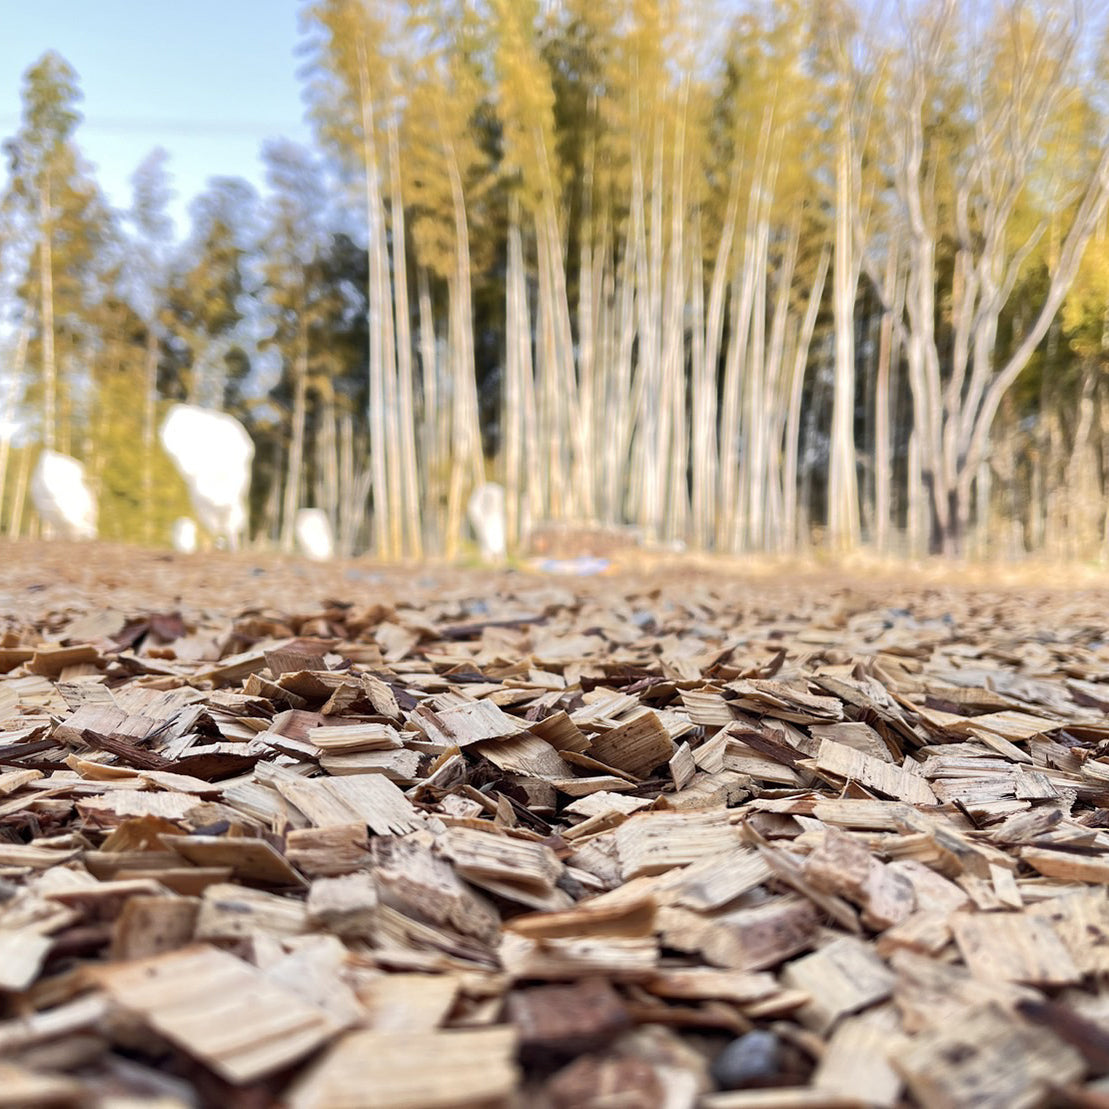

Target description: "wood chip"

left=287, top=1026, right=518, bottom=1108
left=100, top=945, right=340, bottom=1082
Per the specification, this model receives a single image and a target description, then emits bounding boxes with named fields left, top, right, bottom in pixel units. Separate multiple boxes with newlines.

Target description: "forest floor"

left=1, top=541, right=1109, bottom=1106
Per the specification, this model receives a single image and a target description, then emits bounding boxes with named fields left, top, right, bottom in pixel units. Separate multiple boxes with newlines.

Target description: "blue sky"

left=0, top=0, right=314, bottom=238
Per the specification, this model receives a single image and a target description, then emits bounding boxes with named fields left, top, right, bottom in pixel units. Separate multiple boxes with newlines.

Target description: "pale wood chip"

left=100, top=945, right=340, bottom=1083
left=816, top=739, right=937, bottom=805
left=287, top=1026, right=518, bottom=1109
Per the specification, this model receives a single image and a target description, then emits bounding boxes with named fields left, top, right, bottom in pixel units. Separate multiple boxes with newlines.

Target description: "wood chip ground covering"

left=3, top=543, right=1109, bottom=1106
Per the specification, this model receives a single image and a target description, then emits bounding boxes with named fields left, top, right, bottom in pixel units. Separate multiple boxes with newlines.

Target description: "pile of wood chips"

left=3, top=543, right=1109, bottom=1107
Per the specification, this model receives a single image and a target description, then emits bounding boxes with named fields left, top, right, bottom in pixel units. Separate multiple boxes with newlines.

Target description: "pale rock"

left=171, top=517, right=198, bottom=553
left=30, top=451, right=97, bottom=540
left=160, top=404, right=254, bottom=550
left=467, top=482, right=506, bottom=562
left=295, top=509, right=334, bottom=561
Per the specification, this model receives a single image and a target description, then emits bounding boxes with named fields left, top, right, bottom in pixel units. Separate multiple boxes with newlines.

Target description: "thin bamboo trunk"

left=377, top=185, right=403, bottom=560
left=9, top=446, right=30, bottom=538
left=505, top=199, right=524, bottom=548
left=782, top=245, right=830, bottom=554
left=355, top=35, right=390, bottom=560
left=387, top=114, right=422, bottom=559
left=829, top=128, right=860, bottom=551
left=0, top=325, right=29, bottom=529
left=416, top=266, right=441, bottom=541
left=142, top=321, right=158, bottom=543
left=39, top=180, right=57, bottom=453
left=874, top=242, right=901, bottom=556
left=280, top=314, right=309, bottom=552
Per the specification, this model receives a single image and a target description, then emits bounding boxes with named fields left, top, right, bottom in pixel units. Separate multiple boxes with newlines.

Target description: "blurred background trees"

left=2, top=0, right=1109, bottom=560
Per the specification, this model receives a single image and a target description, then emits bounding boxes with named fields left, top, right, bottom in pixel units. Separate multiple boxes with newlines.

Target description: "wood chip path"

left=0, top=543, right=1108, bottom=1107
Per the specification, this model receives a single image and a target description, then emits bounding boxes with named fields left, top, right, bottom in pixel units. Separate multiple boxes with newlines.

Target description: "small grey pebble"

left=711, top=1029, right=781, bottom=1090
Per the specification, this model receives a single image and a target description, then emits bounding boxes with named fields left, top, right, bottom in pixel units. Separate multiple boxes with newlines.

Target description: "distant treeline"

left=2, top=0, right=1109, bottom=559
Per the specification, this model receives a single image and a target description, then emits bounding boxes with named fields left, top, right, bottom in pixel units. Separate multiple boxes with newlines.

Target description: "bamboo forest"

left=3, top=0, right=1109, bottom=562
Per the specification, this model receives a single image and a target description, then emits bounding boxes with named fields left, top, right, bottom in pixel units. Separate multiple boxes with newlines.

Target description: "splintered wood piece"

left=285, top=824, right=371, bottom=877
left=358, top=972, right=460, bottom=1032
left=192, top=647, right=268, bottom=686
left=266, top=645, right=329, bottom=676
left=0, top=768, right=43, bottom=796
left=548, top=774, right=641, bottom=796
left=951, top=709, right=1061, bottom=741
left=588, top=711, right=675, bottom=778
left=0, top=929, right=52, bottom=991
left=727, top=678, right=844, bottom=722
left=306, top=722, right=403, bottom=752
left=471, top=733, right=573, bottom=778
left=273, top=774, right=421, bottom=835
left=1021, top=845, right=1109, bottom=883
left=660, top=845, right=773, bottom=911
left=499, top=931, right=659, bottom=979
left=160, top=834, right=304, bottom=887
left=813, top=1011, right=904, bottom=1108
left=811, top=721, right=893, bottom=762
left=802, top=828, right=915, bottom=930
left=0, top=995, right=108, bottom=1056
left=75, top=791, right=204, bottom=823
left=504, top=883, right=656, bottom=940
left=306, top=873, right=379, bottom=937
left=442, top=826, right=562, bottom=891
left=528, top=710, right=590, bottom=753
left=669, top=741, right=696, bottom=790
left=194, top=883, right=309, bottom=940
left=29, top=644, right=101, bottom=677
left=660, top=896, right=820, bottom=972
left=287, top=1026, right=518, bottom=1109
left=0, top=1064, right=84, bottom=1105
left=260, top=934, right=364, bottom=1028
left=100, top=945, right=340, bottom=1083
left=615, top=811, right=741, bottom=879
left=52, top=703, right=126, bottom=746
left=781, top=936, right=896, bottom=1032
left=875, top=911, right=952, bottom=958
left=1027, top=888, right=1109, bottom=975
left=320, top=747, right=423, bottom=782
left=0, top=843, right=82, bottom=869
left=894, top=1002, right=1083, bottom=1109
left=109, top=894, right=199, bottom=961
left=702, top=1092, right=867, bottom=1108
left=415, top=699, right=527, bottom=746
left=371, top=836, right=501, bottom=944
left=950, top=910, right=1081, bottom=986
left=643, top=968, right=781, bottom=1006
left=816, top=740, right=937, bottom=805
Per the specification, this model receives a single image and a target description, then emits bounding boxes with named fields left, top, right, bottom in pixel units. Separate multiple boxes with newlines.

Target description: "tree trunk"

left=828, top=129, right=860, bottom=551
left=355, top=36, right=390, bottom=560
left=443, top=143, right=483, bottom=559
left=783, top=246, right=830, bottom=554
left=9, top=446, right=30, bottom=538
left=142, top=321, right=158, bottom=543
left=387, top=114, right=422, bottom=559
left=39, top=180, right=57, bottom=453
left=0, top=325, right=29, bottom=529
left=416, top=266, right=442, bottom=543
left=280, top=314, right=309, bottom=553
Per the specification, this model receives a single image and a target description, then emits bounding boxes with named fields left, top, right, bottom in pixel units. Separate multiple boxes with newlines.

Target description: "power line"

left=0, top=114, right=305, bottom=138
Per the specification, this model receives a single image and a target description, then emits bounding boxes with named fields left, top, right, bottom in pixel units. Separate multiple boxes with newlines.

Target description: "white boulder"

left=295, top=508, right=334, bottom=561
left=467, top=482, right=506, bottom=563
left=171, top=517, right=198, bottom=554
left=30, top=450, right=97, bottom=540
left=159, top=404, right=254, bottom=550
